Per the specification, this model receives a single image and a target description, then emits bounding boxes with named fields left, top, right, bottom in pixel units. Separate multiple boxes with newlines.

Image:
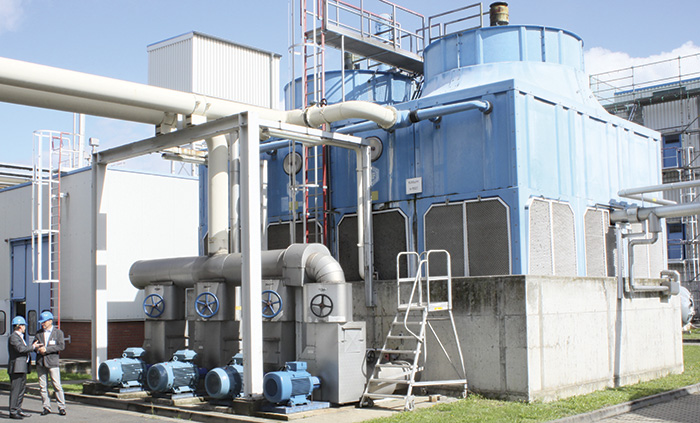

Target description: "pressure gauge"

left=283, top=152, right=303, bottom=175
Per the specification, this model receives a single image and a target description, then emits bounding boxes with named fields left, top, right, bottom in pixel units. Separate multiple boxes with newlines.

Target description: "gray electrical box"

left=299, top=321, right=366, bottom=404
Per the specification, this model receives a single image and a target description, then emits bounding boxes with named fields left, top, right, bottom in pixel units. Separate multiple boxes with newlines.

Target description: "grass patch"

left=683, top=328, right=700, bottom=340
left=0, top=370, right=90, bottom=393
left=368, top=345, right=700, bottom=423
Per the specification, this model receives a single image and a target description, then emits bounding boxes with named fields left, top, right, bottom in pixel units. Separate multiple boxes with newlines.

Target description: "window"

left=662, top=134, right=682, bottom=168
left=0, top=311, right=5, bottom=335
left=667, top=222, right=685, bottom=261
left=27, top=310, right=37, bottom=336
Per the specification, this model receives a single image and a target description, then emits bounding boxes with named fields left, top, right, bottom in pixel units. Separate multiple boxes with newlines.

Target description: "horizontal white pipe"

left=0, top=85, right=171, bottom=125
left=611, top=202, right=700, bottom=223
left=0, top=56, right=287, bottom=123
left=0, top=57, right=402, bottom=131
left=621, top=193, right=676, bottom=206
left=619, top=179, right=700, bottom=196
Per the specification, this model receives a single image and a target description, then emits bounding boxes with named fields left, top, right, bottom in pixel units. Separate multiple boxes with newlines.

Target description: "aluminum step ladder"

left=359, top=250, right=467, bottom=411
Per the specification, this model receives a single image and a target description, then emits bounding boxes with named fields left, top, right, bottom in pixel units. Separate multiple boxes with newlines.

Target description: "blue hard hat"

left=12, top=316, right=26, bottom=326
left=38, top=311, right=54, bottom=324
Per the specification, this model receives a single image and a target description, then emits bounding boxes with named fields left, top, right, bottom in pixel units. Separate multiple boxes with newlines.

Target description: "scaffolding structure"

left=590, top=53, right=700, bottom=310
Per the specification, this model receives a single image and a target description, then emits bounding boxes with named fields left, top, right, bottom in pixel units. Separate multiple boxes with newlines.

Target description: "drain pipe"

left=336, top=99, right=492, bottom=134
left=610, top=202, right=700, bottom=295
left=624, top=214, right=667, bottom=294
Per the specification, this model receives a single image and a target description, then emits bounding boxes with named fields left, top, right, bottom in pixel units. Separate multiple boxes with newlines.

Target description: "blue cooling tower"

left=267, top=24, right=663, bottom=281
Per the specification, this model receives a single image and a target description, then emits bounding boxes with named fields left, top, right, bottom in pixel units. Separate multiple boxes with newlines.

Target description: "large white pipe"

left=0, top=57, right=402, bottom=131
left=0, top=57, right=288, bottom=123
left=207, top=134, right=230, bottom=255
left=0, top=84, right=172, bottom=125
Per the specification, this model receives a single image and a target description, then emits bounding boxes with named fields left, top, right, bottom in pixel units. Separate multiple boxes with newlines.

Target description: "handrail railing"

left=425, top=3, right=484, bottom=44
left=324, top=0, right=426, bottom=56
left=589, top=52, right=700, bottom=106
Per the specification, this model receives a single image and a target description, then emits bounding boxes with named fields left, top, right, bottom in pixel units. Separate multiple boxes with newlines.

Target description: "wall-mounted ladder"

left=360, top=250, right=467, bottom=411
left=298, top=0, right=328, bottom=244
left=32, top=124, right=87, bottom=326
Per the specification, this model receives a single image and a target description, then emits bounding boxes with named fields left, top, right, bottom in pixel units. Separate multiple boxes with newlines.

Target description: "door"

left=9, top=238, right=51, bottom=364
left=0, top=299, right=9, bottom=365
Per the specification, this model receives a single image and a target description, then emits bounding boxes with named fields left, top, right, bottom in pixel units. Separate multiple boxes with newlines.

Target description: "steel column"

left=239, top=112, right=263, bottom=397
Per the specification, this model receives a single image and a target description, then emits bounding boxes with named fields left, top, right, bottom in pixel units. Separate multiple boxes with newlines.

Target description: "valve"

left=195, top=292, right=220, bottom=318
left=143, top=293, right=165, bottom=318
left=262, top=290, right=283, bottom=319
left=310, top=293, right=333, bottom=318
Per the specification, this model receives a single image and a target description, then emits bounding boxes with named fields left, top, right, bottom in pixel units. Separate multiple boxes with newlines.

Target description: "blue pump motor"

left=147, top=349, right=203, bottom=394
left=263, top=361, right=321, bottom=406
left=98, top=347, right=148, bottom=389
left=205, top=354, right=244, bottom=399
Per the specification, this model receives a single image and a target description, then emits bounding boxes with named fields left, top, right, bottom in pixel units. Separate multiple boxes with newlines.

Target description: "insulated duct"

left=129, top=243, right=344, bottom=289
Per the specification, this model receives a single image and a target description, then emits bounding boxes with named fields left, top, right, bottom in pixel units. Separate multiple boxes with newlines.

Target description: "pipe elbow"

left=300, top=101, right=397, bottom=129
left=305, top=252, right=346, bottom=284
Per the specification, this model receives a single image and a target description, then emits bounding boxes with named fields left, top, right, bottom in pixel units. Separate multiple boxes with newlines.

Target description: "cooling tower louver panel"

left=425, top=203, right=465, bottom=277
left=337, top=210, right=408, bottom=281
left=425, top=198, right=512, bottom=277
left=267, top=221, right=321, bottom=250
left=584, top=209, right=608, bottom=277
left=466, top=200, right=511, bottom=276
left=552, top=202, right=577, bottom=275
left=529, top=199, right=554, bottom=275
left=606, top=218, right=618, bottom=277
left=373, top=211, right=408, bottom=280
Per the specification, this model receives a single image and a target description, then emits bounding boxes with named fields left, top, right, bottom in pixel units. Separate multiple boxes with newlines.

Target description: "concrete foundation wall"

left=353, top=275, right=683, bottom=402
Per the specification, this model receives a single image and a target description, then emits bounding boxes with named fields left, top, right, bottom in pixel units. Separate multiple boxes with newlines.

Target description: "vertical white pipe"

left=229, top=131, right=240, bottom=253
left=207, top=134, right=229, bottom=255
left=356, top=146, right=374, bottom=306
left=261, top=160, right=268, bottom=251
left=240, top=112, right=263, bottom=397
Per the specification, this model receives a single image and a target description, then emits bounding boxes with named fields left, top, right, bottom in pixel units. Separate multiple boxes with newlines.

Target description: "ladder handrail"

left=402, top=258, right=426, bottom=340
left=422, top=249, right=452, bottom=310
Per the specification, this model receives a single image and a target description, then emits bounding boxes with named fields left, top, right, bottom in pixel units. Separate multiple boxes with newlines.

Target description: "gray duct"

left=129, top=243, right=344, bottom=289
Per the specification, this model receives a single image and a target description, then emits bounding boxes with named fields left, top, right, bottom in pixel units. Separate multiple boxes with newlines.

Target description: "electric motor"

left=205, top=354, right=244, bottom=399
left=263, top=361, right=321, bottom=406
left=147, top=349, right=201, bottom=394
left=97, top=347, right=148, bottom=389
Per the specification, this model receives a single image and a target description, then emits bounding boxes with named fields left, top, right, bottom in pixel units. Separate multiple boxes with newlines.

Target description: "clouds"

left=0, top=0, right=26, bottom=34
left=585, top=41, right=700, bottom=83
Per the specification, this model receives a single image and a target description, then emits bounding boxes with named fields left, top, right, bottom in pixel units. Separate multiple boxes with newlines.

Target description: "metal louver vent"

left=267, top=221, right=321, bottom=250
left=338, top=210, right=408, bottom=281
left=584, top=209, right=607, bottom=277
left=425, top=203, right=465, bottom=276
left=529, top=199, right=553, bottom=275
left=552, top=202, right=577, bottom=275
left=466, top=200, right=510, bottom=276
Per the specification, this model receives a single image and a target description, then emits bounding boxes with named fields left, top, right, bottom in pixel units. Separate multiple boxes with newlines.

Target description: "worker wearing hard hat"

left=8, top=316, right=42, bottom=420
left=33, top=311, right=66, bottom=416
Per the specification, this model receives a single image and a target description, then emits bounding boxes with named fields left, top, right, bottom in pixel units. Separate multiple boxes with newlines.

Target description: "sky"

left=0, top=0, right=699, bottom=171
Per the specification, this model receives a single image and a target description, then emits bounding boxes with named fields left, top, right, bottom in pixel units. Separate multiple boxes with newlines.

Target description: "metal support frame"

left=90, top=161, right=108, bottom=377
left=93, top=114, right=375, bottom=391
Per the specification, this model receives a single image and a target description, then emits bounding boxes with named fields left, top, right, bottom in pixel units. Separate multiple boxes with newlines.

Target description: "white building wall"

left=100, top=169, right=198, bottom=320
left=0, top=168, right=198, bottom=322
